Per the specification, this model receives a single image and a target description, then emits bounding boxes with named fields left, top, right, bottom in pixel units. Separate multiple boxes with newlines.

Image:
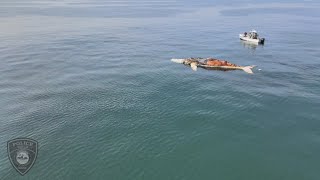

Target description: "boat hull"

left=239, top=34, right=265, bottom=44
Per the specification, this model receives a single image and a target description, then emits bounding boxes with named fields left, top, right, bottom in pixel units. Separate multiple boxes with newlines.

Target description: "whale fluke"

left=241, top=66, right=256, bottom=74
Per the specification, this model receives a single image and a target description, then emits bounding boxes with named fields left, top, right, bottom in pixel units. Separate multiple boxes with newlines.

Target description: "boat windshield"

left=248, top=32, right=258, bottom=39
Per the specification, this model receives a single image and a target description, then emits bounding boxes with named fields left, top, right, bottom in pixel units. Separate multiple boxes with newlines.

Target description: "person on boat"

left=244, top=32, right=247, bottom=37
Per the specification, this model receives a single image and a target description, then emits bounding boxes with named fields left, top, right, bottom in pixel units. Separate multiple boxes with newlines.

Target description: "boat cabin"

left=247, top=30, right=258, bottom=39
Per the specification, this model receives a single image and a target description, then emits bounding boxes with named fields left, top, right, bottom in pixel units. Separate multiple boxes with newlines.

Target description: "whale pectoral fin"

left=190, top=62, right=198, bottom=71
left=241, top=65, right=256, bottom=74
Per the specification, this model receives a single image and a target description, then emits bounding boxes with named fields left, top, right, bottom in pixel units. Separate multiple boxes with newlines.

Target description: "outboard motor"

left=260, top=38, right=265, bottom=44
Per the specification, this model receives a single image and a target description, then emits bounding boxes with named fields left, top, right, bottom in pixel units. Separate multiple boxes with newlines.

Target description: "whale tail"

left=241, top=65, right=256, bottom=74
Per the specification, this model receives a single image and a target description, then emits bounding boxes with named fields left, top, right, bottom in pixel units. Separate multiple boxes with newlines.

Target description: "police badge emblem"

left=7, top=138, right=38, bottom=176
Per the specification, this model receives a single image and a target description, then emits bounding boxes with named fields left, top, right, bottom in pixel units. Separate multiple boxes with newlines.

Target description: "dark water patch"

left=221, top=7, right=320, bottom=17
left=0, top=6, right=189, bottom=18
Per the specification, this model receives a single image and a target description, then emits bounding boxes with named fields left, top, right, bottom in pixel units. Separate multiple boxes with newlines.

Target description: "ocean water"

left=0, top=0, right=320, bottom=179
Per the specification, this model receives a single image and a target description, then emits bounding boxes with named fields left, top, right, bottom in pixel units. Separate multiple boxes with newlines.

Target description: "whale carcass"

left=171, top=57, right=256, bottom=74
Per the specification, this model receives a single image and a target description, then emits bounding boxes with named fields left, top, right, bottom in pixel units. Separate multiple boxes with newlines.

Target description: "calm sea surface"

left=0, top=0, right=320, bottom=179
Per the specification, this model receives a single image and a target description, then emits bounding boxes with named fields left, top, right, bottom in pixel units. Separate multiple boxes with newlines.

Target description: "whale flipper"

left=190, top=62, right=198, bottom=71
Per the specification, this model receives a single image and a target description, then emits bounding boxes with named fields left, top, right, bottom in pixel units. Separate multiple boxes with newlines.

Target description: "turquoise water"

left=0, top=1, right=320, bottom=179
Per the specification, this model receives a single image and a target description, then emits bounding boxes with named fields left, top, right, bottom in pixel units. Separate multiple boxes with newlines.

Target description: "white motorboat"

left=239, top=30, right=265, bottom=44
